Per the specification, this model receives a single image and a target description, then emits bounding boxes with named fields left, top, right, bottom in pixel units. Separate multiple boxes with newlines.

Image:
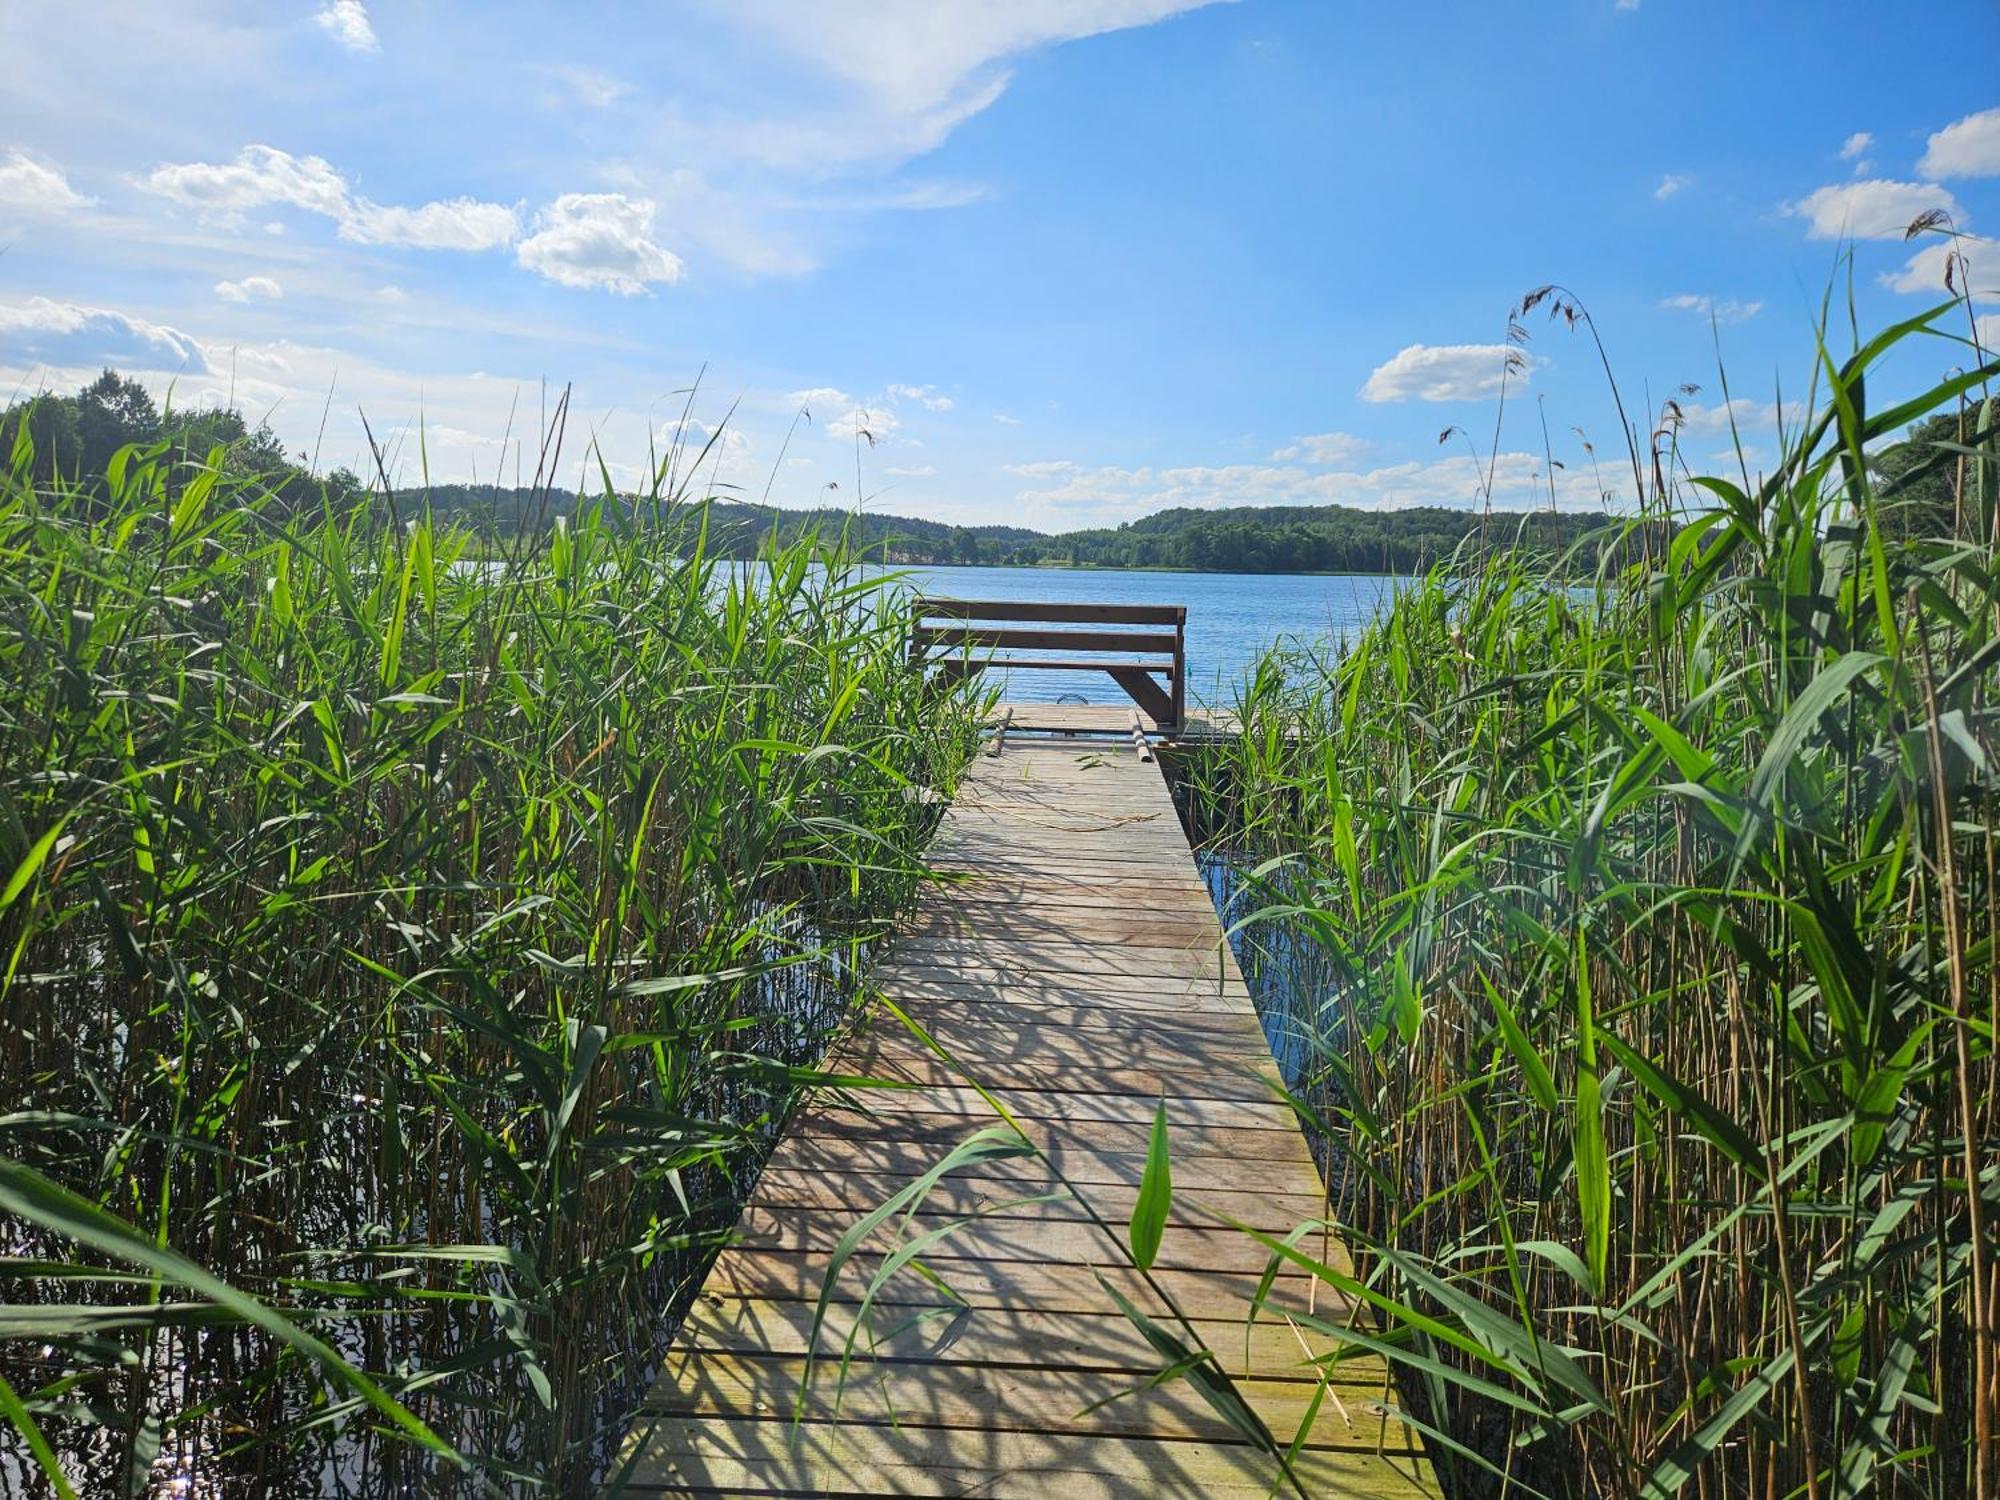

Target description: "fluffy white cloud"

left=0, top=296, right=208, bottom=373
left=215, top=275, right=283, bottom=302
left=826, top=405, right=897, bottom=442
left=1360, top=344, right=1530, bottom=403
left=315, top=1, right=378, bottom=53
left=143, top=144, right=516, bottom=250
left=515, top=193, right=682, bottom=294
left=1655, top=172, right=1692, bottom=200
left=1840, top=131, right=1873, bottom=161
left=888, top=382, right=954, bottom=411
left=1791, top=179, right=1961, bottom=240
left=0, top=149, right=91, bottom=216
left=145, top=145, right=349, bottom=220
left=1660, top=293, right=1763, bottom=326
left=1271, top=432, right=1371, bottom=465
left=1883, top=235, right=2000, bottom=301
left=788, top=386, right=938, bottom=440
left=1920, top=107, right=2000, bottom=181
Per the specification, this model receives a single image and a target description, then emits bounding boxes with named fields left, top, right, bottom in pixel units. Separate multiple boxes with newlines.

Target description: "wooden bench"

left=910, top=599, right=1187, bottom=733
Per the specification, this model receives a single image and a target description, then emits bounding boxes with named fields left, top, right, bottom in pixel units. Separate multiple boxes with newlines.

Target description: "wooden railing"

left=909, top=598, right=1187, bottom=732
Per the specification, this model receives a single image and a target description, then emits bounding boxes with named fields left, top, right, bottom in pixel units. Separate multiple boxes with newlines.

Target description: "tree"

left=1874, top=407, right=1996, bottom=540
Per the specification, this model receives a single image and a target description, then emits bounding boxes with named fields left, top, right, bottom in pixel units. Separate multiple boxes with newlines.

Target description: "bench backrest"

left=909, top=598, right=1187, bottom=730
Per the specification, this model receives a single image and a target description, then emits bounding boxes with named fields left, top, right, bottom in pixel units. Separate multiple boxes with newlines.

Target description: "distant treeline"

left=3, top=368, right=1968, bottom=575
left=989, top=504, right=1623, bottom=574
left=386, top=486, right=1658, bottom=575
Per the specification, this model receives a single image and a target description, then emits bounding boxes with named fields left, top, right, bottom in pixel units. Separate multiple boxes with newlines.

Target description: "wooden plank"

left=704, top=1248, right=1335, bottom=1320
left=747, top=1171, right=1329, bottom=1230
left=796, top=1111, right=1314, bottom=1165
left=915, top=599, right=1185, bottom=624
left=614, top=1418, right=1437, bottom=1498
left=881, top=940, right=1240, bottom=982
left=731, top=1209, right=1314, bottom=1277
left=610, top=740, right=1429, bottom=1498
left=914, top=626, right=1182, bottom=654
left=900, top=915, right=1227, bottom=949
left=641, top=1354, right=1415, bottom=1453
left=932, top=656, right=1176, bottom=673
left=762, top=1134, right=1327, bottom=1194
left=835, top=1045, right=1283, bottom=1100
left=676, top=1299, right=1372, bottom=1384
left=809, top=1083, right=1298, bottom=1131
left=870, top=968, right=1256, bottom=1006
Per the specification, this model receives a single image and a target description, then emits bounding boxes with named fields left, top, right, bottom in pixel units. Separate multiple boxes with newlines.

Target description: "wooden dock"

left=608, top=737, right=1435, bottom=1497
left=983, top=701, right=1243, bottom=739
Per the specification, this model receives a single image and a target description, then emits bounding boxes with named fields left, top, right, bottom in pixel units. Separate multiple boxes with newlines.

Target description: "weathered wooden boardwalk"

left=609, top=737, right=1436, bottom=1497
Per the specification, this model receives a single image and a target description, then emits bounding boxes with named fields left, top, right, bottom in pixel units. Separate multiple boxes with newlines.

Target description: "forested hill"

left=414, top=486, right=1624, bottom=573
left=1002, top=503, right=1613, bottom=574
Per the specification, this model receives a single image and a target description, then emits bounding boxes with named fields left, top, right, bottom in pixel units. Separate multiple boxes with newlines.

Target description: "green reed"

left=1176, top=299, right=1999, bottom=1497
left=0, top=419, right=981, bottom=1496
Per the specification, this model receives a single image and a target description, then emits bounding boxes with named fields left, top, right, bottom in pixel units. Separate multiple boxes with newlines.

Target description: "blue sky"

left=2, top=0, right=1996, bottom=529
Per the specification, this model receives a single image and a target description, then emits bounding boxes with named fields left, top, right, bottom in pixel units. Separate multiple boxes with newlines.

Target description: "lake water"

left=888, top=565, right=1401, bottom=706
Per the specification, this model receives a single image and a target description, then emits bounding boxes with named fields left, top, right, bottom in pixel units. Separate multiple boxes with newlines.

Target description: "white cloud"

left=1659, top=293, right=1763, bottom=326
left=787, top=385, right=944, bottom=440
left=1791, top=179, right=1961, bottom=240
left=142, top=144, right=517, bottom=251
left=145, top=145, right=349, bottom=220
left=1655, top=172, right=1692, bottom=200
left=788, top=386, right=852, bottom=413
left=885, top=463, right=937, bottom=477
left=650, top=417, right=759, bottom=484
left=994, top=412, right=1022, bottom=425
left=1840, top=131, right=1874, bottom=161
left=697, top=1, right=1222, bottom=167
left=1271, top=432, right=1371, bottom=464
left=214, top=275, right=283, bottom=302
left=315, top=1, right=378, bottom=54
left=1884, top=235, right=2000, bottom=301
left=553, top=66, right=630, bottom=108
left=826, top=405, right=897, bottom=442
left=376, top=284, right=408, bottom=303
left=1360, top=344, right=1531, bottom=403
left=889, top=382, right=954, bottom=411
left=1920, top=107, right=2000, bottom=181
left=1670, top=398, right=1799, bottom=436
left=0, top=149, right=91, bottom=216
left=341, top=197, right=519, bottom=250
left=1005, top=448, right=1610, bottom=523
left=0, top=296, right=208, bottom=373
left=515, top=192, right=682, bottom=294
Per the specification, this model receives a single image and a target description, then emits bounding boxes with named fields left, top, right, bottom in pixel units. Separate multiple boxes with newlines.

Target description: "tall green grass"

left=0, top=419, right=981, bottom=1494
left=1173, top=298, right=1998, bottom=1496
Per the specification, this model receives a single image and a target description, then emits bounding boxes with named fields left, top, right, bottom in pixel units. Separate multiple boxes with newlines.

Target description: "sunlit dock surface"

left=606, top=739, right=1434, bottom=1498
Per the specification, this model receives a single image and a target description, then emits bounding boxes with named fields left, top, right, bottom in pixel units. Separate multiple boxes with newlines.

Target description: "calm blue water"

left=886, top=565, right=1400, bottom=707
